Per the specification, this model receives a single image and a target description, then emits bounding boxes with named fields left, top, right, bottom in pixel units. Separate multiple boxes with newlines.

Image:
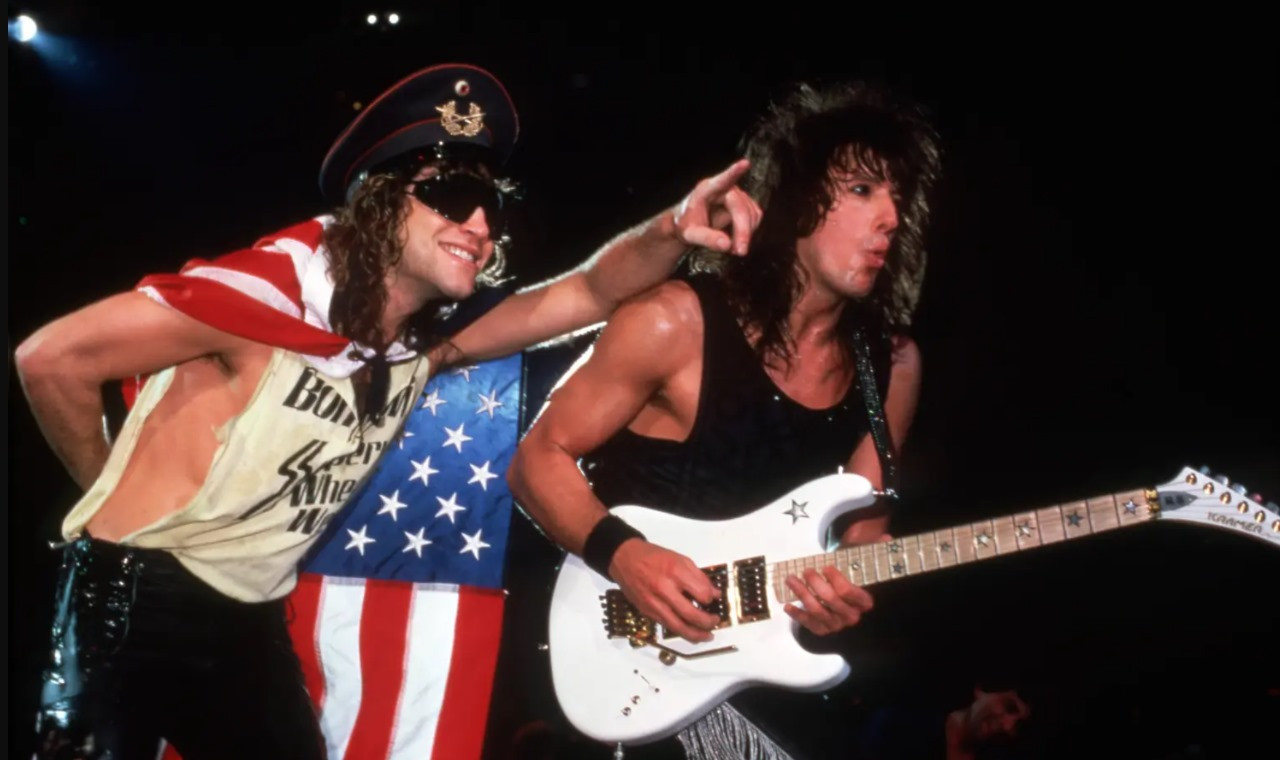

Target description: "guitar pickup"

left=734, top=556, right=771, bottom=623
left=662, top=564, right=731, bottom=640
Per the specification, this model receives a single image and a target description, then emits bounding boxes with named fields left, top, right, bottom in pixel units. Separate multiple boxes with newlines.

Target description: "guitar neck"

left=772, top=486, right=1158, bottom=600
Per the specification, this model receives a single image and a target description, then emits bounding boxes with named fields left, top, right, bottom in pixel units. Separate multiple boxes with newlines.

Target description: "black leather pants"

left=34, top=536, right=327, bottom=760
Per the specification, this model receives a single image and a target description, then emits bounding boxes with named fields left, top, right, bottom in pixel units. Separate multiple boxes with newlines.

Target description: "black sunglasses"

left=409, top=172, right=508, bottom=230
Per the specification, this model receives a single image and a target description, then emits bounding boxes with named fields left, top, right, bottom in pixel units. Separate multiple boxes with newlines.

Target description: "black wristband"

left=583, top=515, right=645, bottom=580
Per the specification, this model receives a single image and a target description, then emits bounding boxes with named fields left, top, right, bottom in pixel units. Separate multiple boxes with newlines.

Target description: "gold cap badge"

left=436, top=100, right=484, bottom=137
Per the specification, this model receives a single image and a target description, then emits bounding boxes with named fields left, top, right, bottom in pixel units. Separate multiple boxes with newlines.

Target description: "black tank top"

left=582, top=273, right=891, bottom=518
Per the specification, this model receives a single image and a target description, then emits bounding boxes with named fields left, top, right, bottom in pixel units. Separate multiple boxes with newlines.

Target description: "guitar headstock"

left=1152, top=466, right=1280, bottom=548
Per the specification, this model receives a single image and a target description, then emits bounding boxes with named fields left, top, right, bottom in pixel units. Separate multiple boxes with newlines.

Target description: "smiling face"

left=794, top=157, right=900, bottom=302
left=395, top=164, right=498, bottom=302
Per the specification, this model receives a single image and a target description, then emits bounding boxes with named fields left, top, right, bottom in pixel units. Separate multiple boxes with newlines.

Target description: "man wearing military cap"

left=16, top=62, right=760, bottom=759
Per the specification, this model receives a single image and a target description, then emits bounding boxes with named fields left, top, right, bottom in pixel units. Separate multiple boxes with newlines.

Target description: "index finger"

left=699, top=158, right=751, bottom=198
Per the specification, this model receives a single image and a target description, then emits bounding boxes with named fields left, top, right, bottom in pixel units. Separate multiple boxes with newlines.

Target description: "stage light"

left=10, top=13, right=38, bottom=42
left=388, top=12, right=400, bottom=24
left=366, top=13, right=377, bottom=24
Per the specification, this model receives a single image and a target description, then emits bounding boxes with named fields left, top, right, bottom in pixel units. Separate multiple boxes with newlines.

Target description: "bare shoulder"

left=588, top=280, right=704, bottom=378
left=611, top=280, right=703, bottom=337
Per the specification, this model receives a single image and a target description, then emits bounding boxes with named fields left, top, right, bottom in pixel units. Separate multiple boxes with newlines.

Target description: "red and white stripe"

left=288, top=573, right=506, bottom=760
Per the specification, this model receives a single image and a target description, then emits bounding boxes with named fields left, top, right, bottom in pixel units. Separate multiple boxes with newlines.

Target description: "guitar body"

left=548, top=472, right=876, bottom=745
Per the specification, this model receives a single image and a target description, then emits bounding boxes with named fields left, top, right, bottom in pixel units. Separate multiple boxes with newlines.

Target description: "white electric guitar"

left=547, top=466, right=1280, bottom=746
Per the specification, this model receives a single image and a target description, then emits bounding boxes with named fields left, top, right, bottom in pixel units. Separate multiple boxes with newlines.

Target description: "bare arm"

left=438, top=159, right=760, bottom=367
left=507, top=283, right=723, bottom=641
left=14, top=291, right=254, bottom=489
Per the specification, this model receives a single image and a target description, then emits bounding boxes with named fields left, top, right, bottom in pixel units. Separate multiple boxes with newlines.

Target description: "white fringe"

left=674, top=702, right=795, bottom=760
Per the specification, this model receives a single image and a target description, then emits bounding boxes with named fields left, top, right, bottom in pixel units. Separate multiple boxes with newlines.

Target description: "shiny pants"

left=34, top=537, right=326, bottom=760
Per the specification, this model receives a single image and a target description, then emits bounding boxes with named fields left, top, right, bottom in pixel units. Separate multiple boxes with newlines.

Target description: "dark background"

left=8, top=3, right=1278, bottom=758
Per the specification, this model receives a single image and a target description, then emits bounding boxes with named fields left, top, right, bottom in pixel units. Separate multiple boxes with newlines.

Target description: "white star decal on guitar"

left=783, top=500, right=809, bottom=524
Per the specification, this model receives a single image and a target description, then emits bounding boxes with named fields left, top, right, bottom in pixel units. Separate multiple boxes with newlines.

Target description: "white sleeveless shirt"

left=61, top=348, right=429, bottom=602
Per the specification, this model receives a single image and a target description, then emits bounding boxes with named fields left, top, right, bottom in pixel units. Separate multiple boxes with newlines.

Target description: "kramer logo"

left=1207, top=511, right=1264, bottom=535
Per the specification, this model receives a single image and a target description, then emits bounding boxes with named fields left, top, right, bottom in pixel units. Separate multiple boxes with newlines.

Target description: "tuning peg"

left=1198, top=465, right=1213, bottom=475
left=1251, top=493, right=1265, bottom=503
left=1232, top=483, right=1248, bottom=495
left=1268, top=502, right=1279, bottom=512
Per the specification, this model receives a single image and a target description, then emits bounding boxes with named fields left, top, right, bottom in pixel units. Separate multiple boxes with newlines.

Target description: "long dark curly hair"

left=692, top=80, right=941, bottom=366
left=322, top=151, right=510, bottom=354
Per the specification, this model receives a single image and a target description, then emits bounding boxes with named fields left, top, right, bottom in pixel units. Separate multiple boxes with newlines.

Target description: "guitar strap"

left=851, top=326, right=898, bottom=496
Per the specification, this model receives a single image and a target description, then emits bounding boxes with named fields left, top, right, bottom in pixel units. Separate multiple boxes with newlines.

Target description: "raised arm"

left=439, top=159, right=760, bottom=366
